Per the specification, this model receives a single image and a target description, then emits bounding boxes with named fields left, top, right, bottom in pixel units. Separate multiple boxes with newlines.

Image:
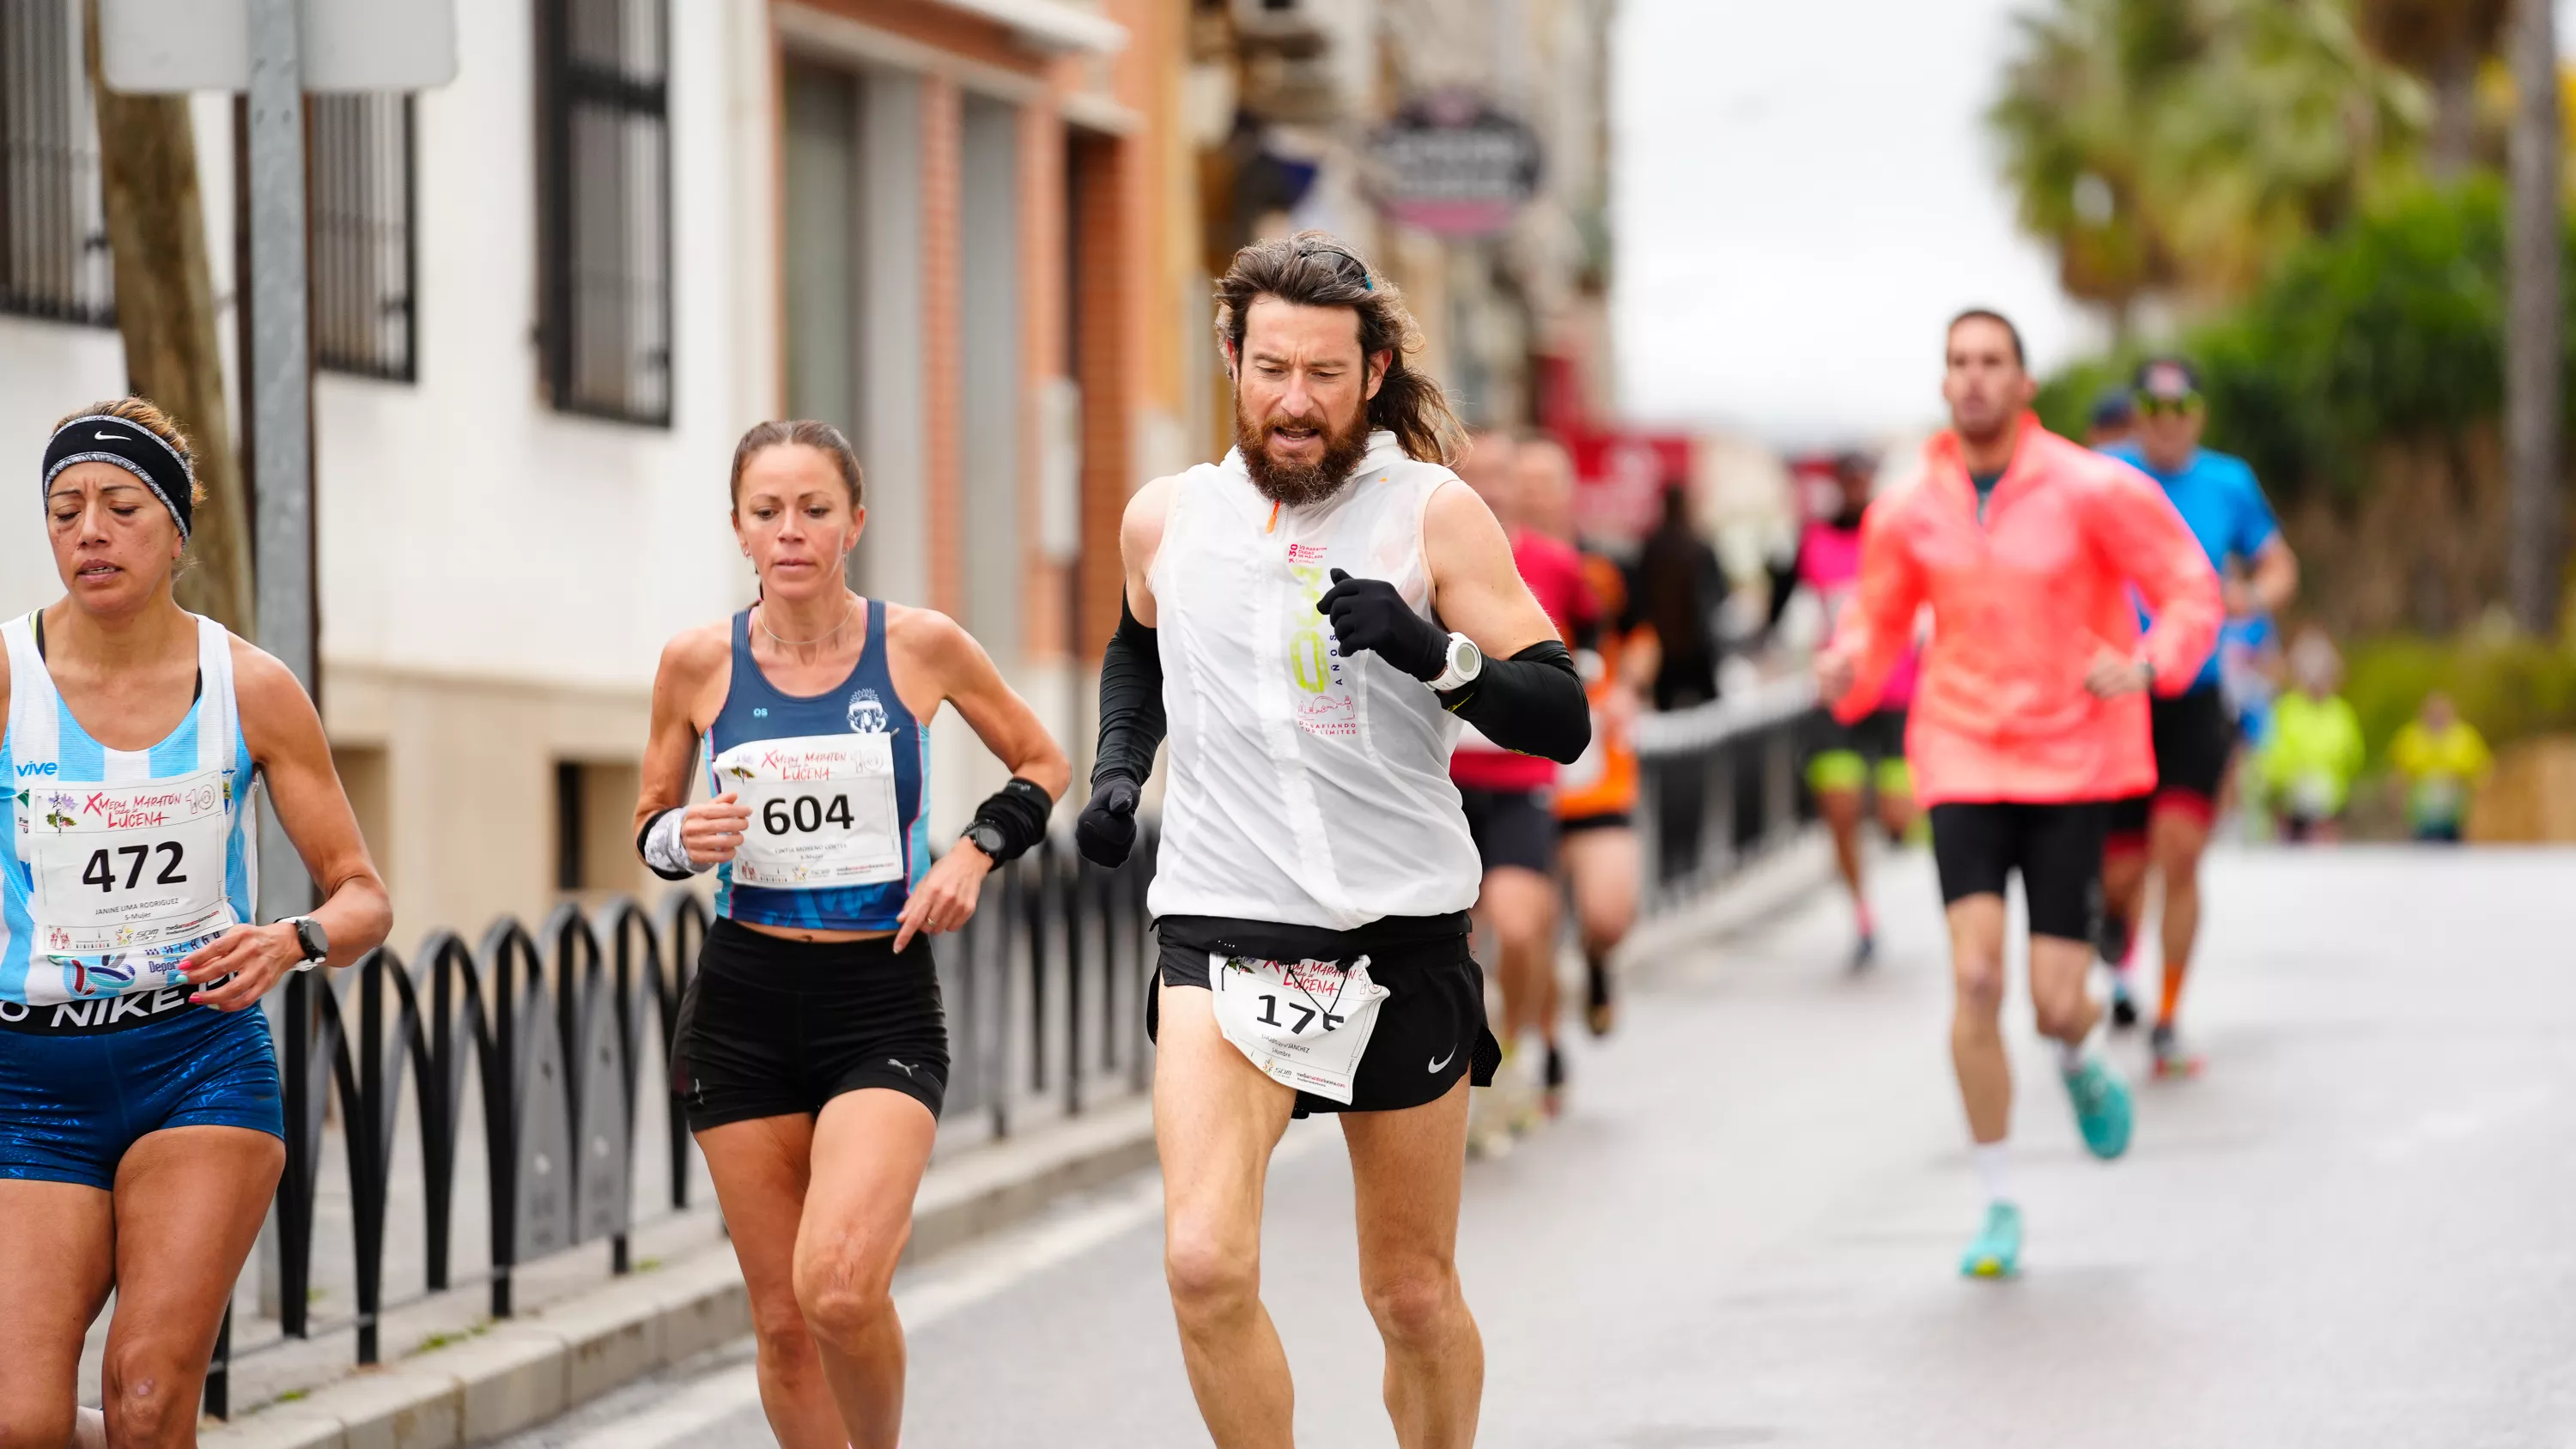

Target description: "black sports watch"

left=961, top=822, right=1007, bottom=859
left=283, top=915, right=330, bottom=972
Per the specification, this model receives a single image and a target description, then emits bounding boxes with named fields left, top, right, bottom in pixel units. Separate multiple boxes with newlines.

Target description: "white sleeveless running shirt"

left=1146, top=431, right=1482, bottom=930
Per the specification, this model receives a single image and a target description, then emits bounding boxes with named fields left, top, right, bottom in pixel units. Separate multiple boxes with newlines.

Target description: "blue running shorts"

left=0, top=995, right=284, bottom=1190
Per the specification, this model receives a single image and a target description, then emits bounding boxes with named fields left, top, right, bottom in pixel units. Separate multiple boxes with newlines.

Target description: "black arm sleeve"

left=1092, top=597, right=1168, bottom=789
left=1438, top=640, right=1590, bottom=765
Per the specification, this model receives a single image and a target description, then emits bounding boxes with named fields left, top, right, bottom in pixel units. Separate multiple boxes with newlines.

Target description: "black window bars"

left=535, top=0, right=672, bottom=427
left=310, top=93, right=416, bottom=382
left=202, top=827, right=1159, bottom=1422
left=0, top=0, right=114, bottom=328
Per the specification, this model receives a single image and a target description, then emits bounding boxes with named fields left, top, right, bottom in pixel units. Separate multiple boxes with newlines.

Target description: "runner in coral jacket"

left=1817, top=309, right=2221, bottom=1280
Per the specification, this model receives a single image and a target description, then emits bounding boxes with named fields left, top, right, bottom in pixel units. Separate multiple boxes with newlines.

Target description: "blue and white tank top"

left=705, top=600, right=928, bottom=933
left=1, top=611, right=255, bottom=1016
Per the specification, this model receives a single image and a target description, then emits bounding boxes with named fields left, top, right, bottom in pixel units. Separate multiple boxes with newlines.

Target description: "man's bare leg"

left=1477, top=865, right=1557, bottom=1050
left=1945, top=894, right=2012, bottom=1145
left=1344, top=1079, right=1481, bottom=1449
left=1155, top=978, right=1300, bottom=1449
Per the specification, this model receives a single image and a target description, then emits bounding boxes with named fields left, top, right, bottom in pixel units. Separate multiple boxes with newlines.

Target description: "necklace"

left=756, top=594, right=857, bottom=650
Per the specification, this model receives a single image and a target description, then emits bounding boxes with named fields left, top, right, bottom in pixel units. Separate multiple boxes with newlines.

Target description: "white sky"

left=1609, top=0, right=2098, bottom=446
left=1612, top=0, right=2576, bottom=446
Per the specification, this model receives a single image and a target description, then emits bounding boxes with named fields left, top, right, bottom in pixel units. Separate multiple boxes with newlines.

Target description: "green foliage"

left=1991, top=0, right=2426, bottom=322
left=2342, top=634, right=2576, bottom=759
left=2043, top=180, right=2555, bottom=509
left=2202, top=179, right=2508, bottom=502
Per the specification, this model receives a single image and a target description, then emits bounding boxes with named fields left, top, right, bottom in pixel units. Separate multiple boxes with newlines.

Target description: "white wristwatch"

left=1427, top=632, right=1484, bottom=692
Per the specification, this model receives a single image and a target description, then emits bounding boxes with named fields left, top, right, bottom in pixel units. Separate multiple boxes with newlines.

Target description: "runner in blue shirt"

left=2096, top=358, right=2298, bottom=1077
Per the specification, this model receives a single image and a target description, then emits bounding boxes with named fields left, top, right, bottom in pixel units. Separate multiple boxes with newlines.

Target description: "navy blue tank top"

left=704, top=600, right=929, bottom=932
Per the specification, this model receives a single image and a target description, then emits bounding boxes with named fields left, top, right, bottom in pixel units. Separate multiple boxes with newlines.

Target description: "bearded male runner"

left=1818, top=311, right=2221, bottom=1279
left=1073, top=233, right=1589, bottom=1449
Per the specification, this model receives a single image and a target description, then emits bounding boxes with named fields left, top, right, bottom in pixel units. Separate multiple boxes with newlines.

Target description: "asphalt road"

left=491, top=846, right=2576, bottom=1448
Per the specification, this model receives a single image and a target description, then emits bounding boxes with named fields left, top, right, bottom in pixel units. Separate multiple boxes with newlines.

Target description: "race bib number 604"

left=714, top=733, right=903, bottom=889
left=1209, top=953, right=1389, bottom=1105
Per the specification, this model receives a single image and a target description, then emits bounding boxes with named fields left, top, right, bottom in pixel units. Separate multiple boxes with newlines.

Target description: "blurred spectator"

left=1637, top=482, right=1727, bottom=711
left=2087, top=388, right=2136, bottom=448
left=2260, top=627, right=2365, bottom=843
left=2386, top=693, right=2493, bottom=844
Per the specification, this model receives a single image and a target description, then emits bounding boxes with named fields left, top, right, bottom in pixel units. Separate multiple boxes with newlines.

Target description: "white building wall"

left=317, top=0, right=765, bottom=692
left=0, top=91, right=240, bottom=623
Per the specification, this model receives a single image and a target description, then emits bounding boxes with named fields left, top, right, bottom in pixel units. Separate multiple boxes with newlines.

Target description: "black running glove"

left=1076, top=776, right=1142, bottom=867
left=1317, top=568, right=1448, bottom=682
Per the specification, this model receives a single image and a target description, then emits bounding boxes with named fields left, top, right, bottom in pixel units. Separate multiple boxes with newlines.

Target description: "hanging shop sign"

left=1369, top=92, right=1542, bottom=239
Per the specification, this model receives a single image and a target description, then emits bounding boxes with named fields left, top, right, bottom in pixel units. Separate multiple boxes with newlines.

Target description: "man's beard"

left=1236, top=399, right=1373, bottom=508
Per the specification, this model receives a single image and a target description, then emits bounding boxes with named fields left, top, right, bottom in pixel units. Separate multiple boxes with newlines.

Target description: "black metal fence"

left=207, top=826, right=1159, bottom=1419
left=0, top=0, right=114, bottom=328
left=1631, top=677, right=1820, bottom=912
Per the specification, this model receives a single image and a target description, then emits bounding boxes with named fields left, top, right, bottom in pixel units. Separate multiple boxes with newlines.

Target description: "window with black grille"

left=0, top=0, right=114, bottom=328
left=311, top=94, right=416, bottom=381
left=536, top=0, right=671, bottom=427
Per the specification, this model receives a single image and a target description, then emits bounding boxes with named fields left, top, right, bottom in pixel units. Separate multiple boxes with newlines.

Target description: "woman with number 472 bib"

left=3, top=397, right=392, bottom=1449
left=634, top=420, right=1066, bottom=1449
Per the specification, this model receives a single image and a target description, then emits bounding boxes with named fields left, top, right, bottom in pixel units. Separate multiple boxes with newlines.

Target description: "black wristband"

left=1441, top=640, right=1591, bottom=765
left=968, top=777, right=1054, bottom=864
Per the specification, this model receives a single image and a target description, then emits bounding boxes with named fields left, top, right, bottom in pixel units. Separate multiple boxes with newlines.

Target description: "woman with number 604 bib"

left=3, top=398, right=391, bottom=1449
left=633, top=420, right=1066, bottom=1449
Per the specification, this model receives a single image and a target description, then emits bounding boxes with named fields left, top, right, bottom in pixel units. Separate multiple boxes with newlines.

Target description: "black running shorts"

left=1151, top=913, right=1501, bottom=1119
left=2107, top=686, right=2234, bottom=836
left=671, top=917, right=950, bottom=1131
left=1928, top=801, right=2108, bottom=942
left=1806, top=705, right=1908, bottom=765
left=1456, top=785, right=1558, bottom=876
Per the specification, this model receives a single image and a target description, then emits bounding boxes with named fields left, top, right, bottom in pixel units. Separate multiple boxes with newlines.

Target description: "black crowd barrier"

left=1631, top=677, right=1821, bottom=912
left=205, top=825, right=1160, bottom=1420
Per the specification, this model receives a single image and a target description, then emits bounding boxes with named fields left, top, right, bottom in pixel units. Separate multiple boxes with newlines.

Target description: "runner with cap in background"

left=2094, top=357, right=2298, bottom=1077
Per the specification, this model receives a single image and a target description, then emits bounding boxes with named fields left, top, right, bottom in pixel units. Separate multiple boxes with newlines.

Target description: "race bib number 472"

left=1209, top=953, right=1388, bottom=1105
left=25, top=767, right=234, bottom=959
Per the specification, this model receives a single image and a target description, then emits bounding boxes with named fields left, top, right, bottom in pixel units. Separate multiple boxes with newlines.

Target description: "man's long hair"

left=1214, top=232, right=1464, bottom=468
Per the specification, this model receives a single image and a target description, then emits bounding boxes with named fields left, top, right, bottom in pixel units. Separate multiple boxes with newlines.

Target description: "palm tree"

left=2354, top=0, right=2506, bottom=177
left=2144, top=0, right=2427, bottom=300
left=1990, top=0, right=2202, bottom=336
left=2503, top=0, right=2561, bottom=634
left=1992, top=0, right=2426, bottom=324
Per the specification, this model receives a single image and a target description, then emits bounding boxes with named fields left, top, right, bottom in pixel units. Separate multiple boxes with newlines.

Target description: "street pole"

left=2506, top=0, right=2565, bottom=638
left=246, top=0, right=314, bottom=925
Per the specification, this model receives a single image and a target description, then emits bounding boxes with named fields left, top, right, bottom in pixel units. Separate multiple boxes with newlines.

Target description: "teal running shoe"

left=1959, top=1202, right=2022, bottom=1279
left=2063, top=1057, right=2134, bottom=1160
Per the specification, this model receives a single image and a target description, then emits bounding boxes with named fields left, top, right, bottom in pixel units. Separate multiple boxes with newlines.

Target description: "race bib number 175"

left=1209, top=953, right=1388, bottom=1105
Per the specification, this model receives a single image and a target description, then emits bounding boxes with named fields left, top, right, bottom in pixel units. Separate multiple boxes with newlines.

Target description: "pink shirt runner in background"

left=1450, top=527, right=1596, bottom=795
left=1799, top=518, right=1917, bottom=708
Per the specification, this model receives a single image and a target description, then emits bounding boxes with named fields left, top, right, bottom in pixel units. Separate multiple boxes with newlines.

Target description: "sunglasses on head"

left=2136, top=392, right=2202, bottom=417
left=1295, top=239, right=1375, bottom=292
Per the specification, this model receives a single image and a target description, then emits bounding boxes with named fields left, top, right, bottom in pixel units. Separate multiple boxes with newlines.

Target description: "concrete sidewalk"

left=196, top=1096, right=1157, bottom=1449
left=191, top=834, right=1833, bottom=1448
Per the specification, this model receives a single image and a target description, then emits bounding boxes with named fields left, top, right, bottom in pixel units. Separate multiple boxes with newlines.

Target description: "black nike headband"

left=43, top=413, right=194, bottom=541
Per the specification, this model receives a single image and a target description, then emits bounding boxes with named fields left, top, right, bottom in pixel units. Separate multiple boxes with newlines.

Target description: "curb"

left=1620, top=829, right=1835, bottom=975
left=202, top=1096, right=1158, bottom=1449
